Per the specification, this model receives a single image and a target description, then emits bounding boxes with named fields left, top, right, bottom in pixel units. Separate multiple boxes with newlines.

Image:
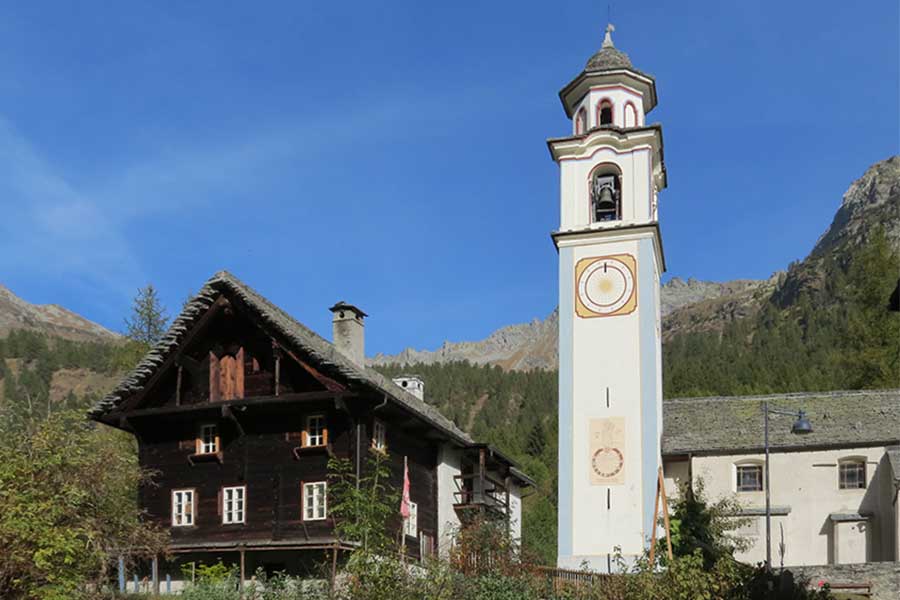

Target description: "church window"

left=598, top=99, right=613, bottom=126
left=575, top=108, right=587, bottom=135
left=736, top=464, right=764, bottom=492
left=838, top=460, right=866, bottom=490
left=590, top=166, right=622, bottom=222
left=624, top=102, right=637, bottom=127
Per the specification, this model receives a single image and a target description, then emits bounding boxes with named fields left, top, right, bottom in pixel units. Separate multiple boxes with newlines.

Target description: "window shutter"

left=235, top=347, right=245, bottom=399
left=220, top=355, right=235, bottom=401
left=217, top=488, right=223, bottom=516
left=322, top=425, right=329, bottom=446
left=300, top=481, right=305, bottom=519
left=209, top=352, right=220, bottom=402
left=301, top=429, right=308, bottom=448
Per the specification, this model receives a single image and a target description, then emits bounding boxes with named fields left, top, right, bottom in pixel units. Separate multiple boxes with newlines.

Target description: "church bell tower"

left=551, top=24, right=667, bottom=571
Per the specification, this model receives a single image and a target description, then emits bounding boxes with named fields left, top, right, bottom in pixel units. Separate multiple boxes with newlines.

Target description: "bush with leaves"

left=0, top=410, right=167, bottom=600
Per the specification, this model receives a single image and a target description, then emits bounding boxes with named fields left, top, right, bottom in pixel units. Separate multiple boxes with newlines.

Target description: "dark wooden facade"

left=96, top=284, right=448, bottom=566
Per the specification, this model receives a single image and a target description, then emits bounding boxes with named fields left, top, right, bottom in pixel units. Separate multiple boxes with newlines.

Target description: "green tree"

left=0, top=411, right=168, bottom=599
left=123, top=284, right=169, bottom=346
left=328, top=449, right=399, bottom=553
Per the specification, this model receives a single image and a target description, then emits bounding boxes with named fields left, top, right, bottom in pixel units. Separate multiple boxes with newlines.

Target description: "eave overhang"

left=551, top=222, right=667, bottom=274
left=547, top=124, right=667, bottom=191
left=559, top=68, right=657, bottom=118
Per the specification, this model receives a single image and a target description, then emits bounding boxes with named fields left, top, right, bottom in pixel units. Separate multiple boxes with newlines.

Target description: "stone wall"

left=788, top=562, right=900, bottom=600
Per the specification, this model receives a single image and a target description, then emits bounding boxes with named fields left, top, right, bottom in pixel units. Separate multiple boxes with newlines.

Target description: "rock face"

left=371, top=156, right=900, bottom=371
left=369, top=279, right=762, bottom=371
left=0, top=284, right=118, bottom=342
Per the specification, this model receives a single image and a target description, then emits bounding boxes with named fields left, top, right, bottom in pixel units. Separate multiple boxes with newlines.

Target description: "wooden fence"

left=532, top=565, right=618, bottom=594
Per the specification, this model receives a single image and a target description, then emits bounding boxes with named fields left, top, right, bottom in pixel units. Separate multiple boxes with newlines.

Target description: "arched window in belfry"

left=598, top=99, right=613, bottom=126
left=624, top=102, right=637, bottom=128
left=590, top=165, right=622, bottom=222
left=575, top=108, right=587, bottom=135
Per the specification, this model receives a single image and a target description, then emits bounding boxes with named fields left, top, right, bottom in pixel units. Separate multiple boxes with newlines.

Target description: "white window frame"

left=372, top=419, right=387, bottom=452
left=171, top=489, right=195, bottom=527
left=198, top=423, right=218, bottom=454
left=222, top=485, right=246, bottom=524
left=305, top=415, right=326, bottom=447
left=404, top=501, right=418, bottom=538
left=838, top=458, right=867, bottom=490
left=303, top=481, right=327, bottom=521
left=734, top=462, right=764, bottom=493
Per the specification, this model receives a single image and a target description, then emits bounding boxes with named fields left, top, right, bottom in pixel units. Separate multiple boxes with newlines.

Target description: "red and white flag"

left=400, top=456, right=411, bottom=519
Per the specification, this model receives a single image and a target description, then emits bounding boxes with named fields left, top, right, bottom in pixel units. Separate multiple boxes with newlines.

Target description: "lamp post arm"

left=764, top=406, right=804, bottom=418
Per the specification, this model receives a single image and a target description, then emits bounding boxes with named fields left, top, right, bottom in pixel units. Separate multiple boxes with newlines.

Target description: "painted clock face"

left=591, top=447, right=624, bottom=478
left=575, top=255, right=636, bottom=317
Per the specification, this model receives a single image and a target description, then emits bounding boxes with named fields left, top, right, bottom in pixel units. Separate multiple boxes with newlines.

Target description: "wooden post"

left=658, top=467, right=673, bottom=561
left=175, top=364, right=183, bottom=406
left=239, top=549, right=246, bottom=591
left=152, top=555, right=159, bottom=594
left=649, top=472, right=662, bottom=566
left=331, top=544, right=339, bottom=591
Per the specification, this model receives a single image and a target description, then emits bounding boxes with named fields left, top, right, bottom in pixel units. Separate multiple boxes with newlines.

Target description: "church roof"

left=89, top=270, right=475, bottom=447
left=662, top=389, right=900, bottom=456
left=585, top=45, right=633, bottom=72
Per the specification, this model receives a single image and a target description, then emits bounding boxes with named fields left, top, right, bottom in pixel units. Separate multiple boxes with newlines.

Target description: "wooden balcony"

left=452, top=446, right=514, bottom=522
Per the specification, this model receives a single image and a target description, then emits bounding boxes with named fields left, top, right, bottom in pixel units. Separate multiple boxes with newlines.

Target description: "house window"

left=598, top=100, right=613, bottom=126
left=198, top=424, right=219, bottom=454
left=222, top=486, right=246, bottom=524
left=303, top=482, right=327, bottom=521
left=736, top=464, right=764, bottom=492
left=420, top=532, right=435, bottom=559
left=304, top=415, right=327, bottom=447
left=372, top=420, right=387, bottom=452
left=839, top=460, right=866, bottom=490
left=404, top=501, right=418, bottom=538
left=172, top=489, right=195, bottom=527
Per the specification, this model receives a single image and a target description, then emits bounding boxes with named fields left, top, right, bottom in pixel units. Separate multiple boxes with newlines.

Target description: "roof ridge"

left=664, top=389, right=900, bottom=404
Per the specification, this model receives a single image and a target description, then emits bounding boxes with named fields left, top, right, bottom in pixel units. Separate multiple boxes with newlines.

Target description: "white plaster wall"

left=558, top=146, right=653, bottom=230
left=558, top=234, right=661, bottom=568
left=572, top=86, right=646, bottom=133
left=509, top=484, right=523, bottom=543
left=436, top=445, right=462, bottom=558
left=686, top=447, right=890, bottom=566
left=836, top=521, right=869, bottom=564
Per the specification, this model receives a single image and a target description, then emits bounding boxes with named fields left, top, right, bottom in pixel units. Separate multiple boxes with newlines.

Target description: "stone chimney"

left=392, top=375, right=425, bottom=401
left=329, top=301, right=367, bottom=366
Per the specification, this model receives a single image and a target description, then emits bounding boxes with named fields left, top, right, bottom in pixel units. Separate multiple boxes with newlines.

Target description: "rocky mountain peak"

left=0, top=284, right=118, bottom=342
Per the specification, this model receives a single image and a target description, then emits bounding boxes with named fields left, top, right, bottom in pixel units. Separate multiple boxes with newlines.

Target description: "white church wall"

left=680, top=446, right=891, bottom=567
left=558, top=146, right=654, bottom=230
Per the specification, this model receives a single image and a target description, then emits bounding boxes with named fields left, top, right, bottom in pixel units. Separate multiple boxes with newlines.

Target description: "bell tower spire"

left=550, top=24, right=667, bottom=572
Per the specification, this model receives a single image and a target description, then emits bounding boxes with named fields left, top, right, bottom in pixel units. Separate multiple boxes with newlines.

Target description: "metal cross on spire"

left=602, top=23, right=616, bottom=49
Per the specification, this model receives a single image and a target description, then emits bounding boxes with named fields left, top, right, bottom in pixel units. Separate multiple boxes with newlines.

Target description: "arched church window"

left=575, top=108, right=587, bottom=135
left=590, top=166, right=622, bottom=222
left=624, top=102, right=637, bottom=128
left=598, top=100, right=613, bottom=126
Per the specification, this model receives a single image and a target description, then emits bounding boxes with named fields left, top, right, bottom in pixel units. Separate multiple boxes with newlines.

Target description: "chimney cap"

left=329, top=301, right=368, bottom=319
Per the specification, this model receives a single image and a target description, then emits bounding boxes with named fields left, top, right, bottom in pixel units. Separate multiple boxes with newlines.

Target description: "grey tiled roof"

left=585, top=46, right=633, bottom=71
left=89, top=270, right=474, bottom=446
left=662, top=389, right=900, bottom=456
left=887, top=446, right=900, bottom=482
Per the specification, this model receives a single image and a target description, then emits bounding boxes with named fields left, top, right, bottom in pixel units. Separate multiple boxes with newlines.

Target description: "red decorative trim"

left=596, top=98, right=614, bottom=127
left=623, top=101, right=638, bottom=127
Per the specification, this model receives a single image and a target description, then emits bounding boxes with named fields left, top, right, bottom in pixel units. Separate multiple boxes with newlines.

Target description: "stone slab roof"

left=89, top=270, right=475, bottom=448
left=887, top=446, right=900, bottom=482
left=662, top=389, right=900, bottom=456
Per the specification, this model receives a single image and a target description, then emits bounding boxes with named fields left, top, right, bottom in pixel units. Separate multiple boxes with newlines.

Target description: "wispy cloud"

left=0, top=77, right=510, bottom=302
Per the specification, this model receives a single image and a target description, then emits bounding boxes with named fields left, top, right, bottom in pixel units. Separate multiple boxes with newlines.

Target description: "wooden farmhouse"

left=89, top=271, right=533, bottom=581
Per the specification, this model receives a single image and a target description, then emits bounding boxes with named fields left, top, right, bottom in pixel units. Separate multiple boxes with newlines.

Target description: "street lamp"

left=763, top=402, right=813, bottom=571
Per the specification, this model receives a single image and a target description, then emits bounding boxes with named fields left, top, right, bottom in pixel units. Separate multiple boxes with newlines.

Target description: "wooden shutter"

left=209, top=352, right=220, bottom=402
left=322, top=423, right=329, bottom=446
left=234, top=347, right=244, bottom=399
left=217, top=488, right=223, bottom=517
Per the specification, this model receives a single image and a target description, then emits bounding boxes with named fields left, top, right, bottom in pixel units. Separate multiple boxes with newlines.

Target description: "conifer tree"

left=123, top=284, right=169, bottom=346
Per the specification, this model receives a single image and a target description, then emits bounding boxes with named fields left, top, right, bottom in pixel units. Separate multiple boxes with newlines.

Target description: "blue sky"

left=0, top=1, right=896, bottom=355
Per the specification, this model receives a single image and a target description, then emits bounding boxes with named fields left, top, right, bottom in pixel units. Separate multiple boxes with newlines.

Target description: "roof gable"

left=89, top=271, right=474, bottom=446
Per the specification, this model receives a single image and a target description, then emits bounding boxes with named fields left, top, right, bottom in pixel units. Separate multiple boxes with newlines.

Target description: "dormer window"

left=598, top=100, right=613, bottom=126
left=575, top=108, right=587, bottom=135
left=591, top=167, right=622, bottom=222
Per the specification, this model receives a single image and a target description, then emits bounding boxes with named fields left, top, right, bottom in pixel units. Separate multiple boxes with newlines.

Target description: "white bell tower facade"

left=551, top=25, right=667, bottom=571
